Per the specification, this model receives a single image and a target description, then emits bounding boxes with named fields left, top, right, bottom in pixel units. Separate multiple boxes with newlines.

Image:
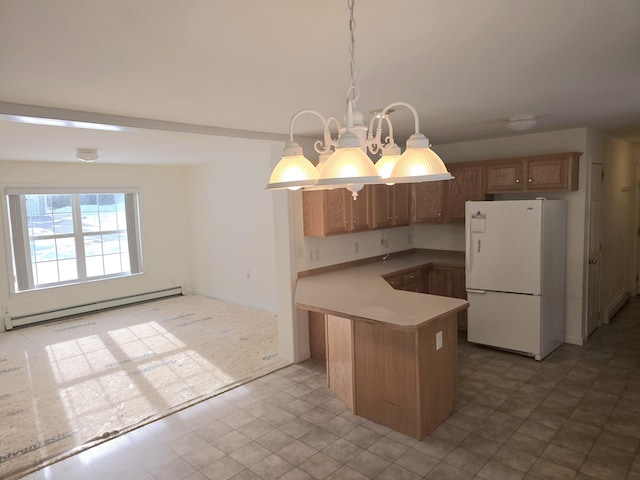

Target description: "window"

left=5, top=189, right=143, bottom=292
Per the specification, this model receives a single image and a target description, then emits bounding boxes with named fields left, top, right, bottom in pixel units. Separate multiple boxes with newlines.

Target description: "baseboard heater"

left=4, top=287, right=183, bottom=330
left=606, top=290, right=630, bottom=323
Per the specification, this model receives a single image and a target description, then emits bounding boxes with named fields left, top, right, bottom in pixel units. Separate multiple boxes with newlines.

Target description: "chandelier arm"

left=287, top=109, right=337, bottom=155
left=381, top=102, right=421, bottom=134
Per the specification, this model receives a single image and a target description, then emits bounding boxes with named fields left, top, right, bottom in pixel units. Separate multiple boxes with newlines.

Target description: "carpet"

left=0, top=294, right=288, bottom=479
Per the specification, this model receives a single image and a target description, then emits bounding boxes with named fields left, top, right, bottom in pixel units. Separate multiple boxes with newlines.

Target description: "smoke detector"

left=76, top=148, right=99, bottom=162
left=507, top=114, right=537, bottom=131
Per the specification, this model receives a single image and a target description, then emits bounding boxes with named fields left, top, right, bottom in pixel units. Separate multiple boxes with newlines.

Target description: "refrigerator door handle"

left=466, top=289, right=487, bottom=294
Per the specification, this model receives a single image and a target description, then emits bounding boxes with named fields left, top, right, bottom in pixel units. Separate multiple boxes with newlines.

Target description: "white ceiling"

left=1, top=0, right=639, bottom=166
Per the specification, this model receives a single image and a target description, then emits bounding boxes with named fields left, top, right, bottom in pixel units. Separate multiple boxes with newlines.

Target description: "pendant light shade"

left=266, top=142, right=319, bottom=190
left=389, top=133, right=453, bottom=184
left=316, top=131, right=379, bottom=188
left=375, top=143, right=401, bottom=183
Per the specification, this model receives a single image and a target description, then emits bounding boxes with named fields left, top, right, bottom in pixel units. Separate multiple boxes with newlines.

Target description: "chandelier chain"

left=348, top=0, right=358, bottom=103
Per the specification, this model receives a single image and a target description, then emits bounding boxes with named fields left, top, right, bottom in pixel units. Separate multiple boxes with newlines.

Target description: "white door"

left=587, top=164, right=603, bottom=335
left=466, top=200, right=542, bottom=295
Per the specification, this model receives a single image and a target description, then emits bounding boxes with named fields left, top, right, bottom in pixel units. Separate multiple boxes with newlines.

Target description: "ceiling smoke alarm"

left=507, top=114, right=537, bottom=131
left=76, top=148, right=99, bottom=162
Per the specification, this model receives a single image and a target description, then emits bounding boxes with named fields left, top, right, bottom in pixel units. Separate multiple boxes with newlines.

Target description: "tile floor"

left=22, top=299, right=640, bottom=480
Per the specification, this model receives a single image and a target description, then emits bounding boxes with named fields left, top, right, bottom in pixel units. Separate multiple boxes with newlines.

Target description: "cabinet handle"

left=438, top=212, right=442, bottom=216
left=515, top=179, right=520, bottom=183
left=353, top=220, right=357, bottom=225
left=389, top=216, right=392, bottom=221
left=528, top=178, right=533, bottom=183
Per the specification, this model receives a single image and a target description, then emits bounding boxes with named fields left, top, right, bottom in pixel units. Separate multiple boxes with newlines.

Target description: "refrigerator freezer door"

left=467, top=290, right=542, bottom=359
left=466, top=200, right=542, bottom=295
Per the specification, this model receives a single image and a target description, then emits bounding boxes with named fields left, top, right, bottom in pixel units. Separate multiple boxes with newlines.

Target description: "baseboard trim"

left=6, top=287, right=183, bottom=330
left=606, top=291, right=630, bottom=323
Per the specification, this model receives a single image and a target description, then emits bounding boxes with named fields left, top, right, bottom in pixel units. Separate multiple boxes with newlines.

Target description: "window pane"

left=81, top=194, right=100, bottom=232
left=36, top=261, right=59, bottom=285
left=84, top=235, right=103, bottom=256
left=33, top=238, right=56, bottom=262
left=121, top=253, right=130, bottom=272
left=52, top=212, right=74, bottom=235
left=85, top=256, right=104, bottom=277
left=101, top=233, right=121, bottom=254
left=119, top=232, right=129, bottom=253
left=103, top=254, right=122, bottom=275
left=56, top=238, right=76, bottom=260
left=58, top=259, right=78, bottom=282
left=25, top=195, right=54, bottom=236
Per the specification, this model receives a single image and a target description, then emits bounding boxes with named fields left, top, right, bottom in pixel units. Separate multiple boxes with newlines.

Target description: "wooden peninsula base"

left=325, top=312, right=458, bottom=439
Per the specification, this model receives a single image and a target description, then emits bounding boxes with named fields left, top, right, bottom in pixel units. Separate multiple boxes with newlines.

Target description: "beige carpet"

left=0, top=295, right=288, bottom=479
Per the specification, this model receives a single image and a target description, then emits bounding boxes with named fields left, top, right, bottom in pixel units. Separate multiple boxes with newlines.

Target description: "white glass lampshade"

left=389, top=133, right=453, bottom=184
left=266, top=154, right=319, bottom=190
left=375, top=143, right=402, bottom=184
left=316, top=132, right=380, bottom=187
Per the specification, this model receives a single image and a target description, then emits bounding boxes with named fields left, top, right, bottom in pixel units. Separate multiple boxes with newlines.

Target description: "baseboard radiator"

left=606, top=290, right=630, bottom=323
left=4, top=287, right=183, bottom=330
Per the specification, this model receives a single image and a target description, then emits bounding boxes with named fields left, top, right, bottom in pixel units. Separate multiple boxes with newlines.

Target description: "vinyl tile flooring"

left=22, top=299, right=640, bottom=480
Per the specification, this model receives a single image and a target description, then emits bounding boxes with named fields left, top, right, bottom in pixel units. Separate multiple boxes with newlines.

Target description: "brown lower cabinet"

left=381, top=264, right=468, bottom=330
left=325, top=314, right=457, bottom=439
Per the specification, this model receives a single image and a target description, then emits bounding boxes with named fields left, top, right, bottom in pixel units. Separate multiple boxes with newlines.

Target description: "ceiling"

left=1, top=0, right=639, bottom=166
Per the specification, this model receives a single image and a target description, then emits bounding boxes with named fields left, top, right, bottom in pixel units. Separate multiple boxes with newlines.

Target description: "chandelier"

left=266, top=0, right=452, bottom=199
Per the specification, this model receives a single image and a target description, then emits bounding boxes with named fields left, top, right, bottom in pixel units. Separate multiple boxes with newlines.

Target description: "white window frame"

left=4, top=187, right=143, bottom=293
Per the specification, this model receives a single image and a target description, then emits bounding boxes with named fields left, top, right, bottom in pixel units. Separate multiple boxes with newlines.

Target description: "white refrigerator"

left=465, top=199, right=566, bottom=360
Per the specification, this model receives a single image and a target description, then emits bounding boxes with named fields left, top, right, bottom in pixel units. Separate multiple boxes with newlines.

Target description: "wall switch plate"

left=436, top=331, right=443, bottom=350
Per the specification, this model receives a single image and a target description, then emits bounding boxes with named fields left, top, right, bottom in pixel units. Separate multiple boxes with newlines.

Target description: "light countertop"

left=295, top=250, right=468, bottom=329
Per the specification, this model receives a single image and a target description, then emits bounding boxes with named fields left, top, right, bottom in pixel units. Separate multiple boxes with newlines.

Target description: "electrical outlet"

left=354, top=242, right=359, bottom=254
left=308, top=250, right=314, bottom=262
left=436, top=331, right=443, bottom=350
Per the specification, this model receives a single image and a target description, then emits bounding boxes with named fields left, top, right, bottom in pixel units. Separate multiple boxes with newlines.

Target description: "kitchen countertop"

left=295, top=250, right=468, bottom=329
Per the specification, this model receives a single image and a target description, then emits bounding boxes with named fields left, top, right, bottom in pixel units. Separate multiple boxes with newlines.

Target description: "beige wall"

left=0, top=161, right=192, bottom=330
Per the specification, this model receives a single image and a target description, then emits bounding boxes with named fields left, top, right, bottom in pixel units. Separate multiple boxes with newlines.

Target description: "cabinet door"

left=485, top=162, right=524, bottom=193
left=446, top=164, right=485, bottom=222
left=427, top=267, right=452, bottom=297
left=391, top=184, right=411, bottom=226
left=370, top=184, right=392, bottom=229
left=302, top=189, right=348, bottom=237
left=412, top=182, right=444, bottom=223
left=450, top=267, right=467, bottom=299
left=348, top=185, right=371, bottom=232
left=526, top=157, right=575, bottom=191
left=324, top=189, right=350, bottom=235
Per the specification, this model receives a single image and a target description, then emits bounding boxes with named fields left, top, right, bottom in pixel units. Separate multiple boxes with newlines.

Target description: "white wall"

left=0, top=161, right=192, bottom=330
left=186, top=138, right=279, bottom=312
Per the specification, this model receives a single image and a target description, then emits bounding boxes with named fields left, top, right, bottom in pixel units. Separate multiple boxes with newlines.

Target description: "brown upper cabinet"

left=412, top=162, right=485, bottom=224
left=485, top=152, right=580, bottom=193
left=370, top=183, right=411, bottom=229
left=301, top=152, right=581, bottom=236
left=303, top=186, right=372, bottom=237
